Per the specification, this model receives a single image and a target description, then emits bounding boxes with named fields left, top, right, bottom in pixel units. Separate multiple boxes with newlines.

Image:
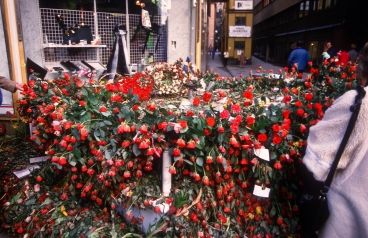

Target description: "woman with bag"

left=302, top=42, right=368, bottom=237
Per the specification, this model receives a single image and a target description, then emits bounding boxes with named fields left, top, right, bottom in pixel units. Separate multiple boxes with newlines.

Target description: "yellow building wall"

left=225, top=11, right=253, bottom=59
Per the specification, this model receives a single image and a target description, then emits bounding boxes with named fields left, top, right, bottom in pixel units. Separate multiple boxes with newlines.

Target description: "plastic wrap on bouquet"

left=162, top=148, right=171, bottom=196
left=106, top=25, right=130, bottom=78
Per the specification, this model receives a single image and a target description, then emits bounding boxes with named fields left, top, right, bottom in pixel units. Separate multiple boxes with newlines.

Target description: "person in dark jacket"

left=326, top=41, right=337, bottom=59
left=287, top=41, right=310, bottom=73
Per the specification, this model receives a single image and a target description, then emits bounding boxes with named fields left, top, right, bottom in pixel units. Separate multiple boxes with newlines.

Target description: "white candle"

left=162, top=148, right=172, bottom=196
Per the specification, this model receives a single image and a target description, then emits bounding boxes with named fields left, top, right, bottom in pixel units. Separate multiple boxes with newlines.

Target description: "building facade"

left=252, top=0, right=368, bottom=66
left=0, top=0, right=200, bottom=131
left=221, top=0, right=253, bottom=61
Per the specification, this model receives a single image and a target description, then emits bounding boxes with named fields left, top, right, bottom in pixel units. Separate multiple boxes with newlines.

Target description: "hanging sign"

left=235, top=0, right=253, bottom=10
left=229, top=26, right=251, bottom=37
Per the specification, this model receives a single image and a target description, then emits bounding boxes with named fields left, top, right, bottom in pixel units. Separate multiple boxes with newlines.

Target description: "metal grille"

left=40, top=8, right=167, bottom=66
left=40, top=8, right=100, bottom=62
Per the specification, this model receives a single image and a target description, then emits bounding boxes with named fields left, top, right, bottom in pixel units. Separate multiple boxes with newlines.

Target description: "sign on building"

left=229, top=26, right=251, bottom=37
left=235, top=0, right=253, bottom=10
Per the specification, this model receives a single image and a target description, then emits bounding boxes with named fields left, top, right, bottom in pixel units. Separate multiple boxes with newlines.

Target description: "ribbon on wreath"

left=106, top=25, right=130, bottom=79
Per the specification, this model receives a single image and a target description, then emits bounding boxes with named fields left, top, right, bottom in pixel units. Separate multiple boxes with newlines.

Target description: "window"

left=317, top=0, right=323, bottom=10
left=299, top=2, right=305, bottom=18
left=234, top=41, right=245, bottom=50
left=325, top=0, right=332, bottom=8
left=235, top=17, right=246, bottom=26
left=304, top=1, right=310, bottom=16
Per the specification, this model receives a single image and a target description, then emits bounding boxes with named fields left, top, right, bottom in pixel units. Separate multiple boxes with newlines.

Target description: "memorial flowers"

left=0, top=57, right=359, bottom=237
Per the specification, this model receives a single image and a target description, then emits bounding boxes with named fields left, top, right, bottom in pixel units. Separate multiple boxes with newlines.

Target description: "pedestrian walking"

left=212, top=48, right=216, bottom=60
left=223, top=51, right=229, bottom=67
left=287, top=41, right=310, bottom=73
left=238, top=53, right=245, bottom=68
left=348, top=43, right=358, bottom=63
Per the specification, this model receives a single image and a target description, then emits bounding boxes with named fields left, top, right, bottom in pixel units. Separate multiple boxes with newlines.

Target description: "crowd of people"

left=286, top=40, right=361, bottom=73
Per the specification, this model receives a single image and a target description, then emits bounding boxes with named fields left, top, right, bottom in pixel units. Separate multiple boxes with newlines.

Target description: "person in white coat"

left=303, top=42, right=368, bottom=237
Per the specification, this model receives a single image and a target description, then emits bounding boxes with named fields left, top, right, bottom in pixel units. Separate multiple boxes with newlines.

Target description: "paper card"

left=254, top=148, right=270, bottom=161
left=30, top=156, right=48, bottom=163
left=13, top=165, right=40, bottom=179
left=253, top=185, right=271, bottom=198
left=142, top=9, right=151, bottom=28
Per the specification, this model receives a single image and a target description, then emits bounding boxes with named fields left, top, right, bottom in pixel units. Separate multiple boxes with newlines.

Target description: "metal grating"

left=40, top=8, right=100, bottom=63
left=40, top=8, right=167, bottom=66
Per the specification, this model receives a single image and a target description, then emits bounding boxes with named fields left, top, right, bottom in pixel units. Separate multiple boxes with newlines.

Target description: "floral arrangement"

left=0, top=57, right=358, bottom=237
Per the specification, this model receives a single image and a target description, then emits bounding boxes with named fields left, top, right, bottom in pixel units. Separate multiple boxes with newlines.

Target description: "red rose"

left=282, top=110, right=290, bottom=119
left=272, top=135, right=282, bottom=144
left=206, top=117, right=215, bottom=127
left=296, top=109, right=304, bottom=116
left=305, top=93, right=313, bottom=101
left=294, top=101, right=303, bottom=107
left=243, top=91, right=253, bottom=100
left=203, top=92, right=212, bottom=102
left=192, top=97, right=201, bottom=106
left=220, top=110, right=230, bottom=119
left=246, top=116, right=255, bottom=125
left=258, top=133, right=267, bottom=142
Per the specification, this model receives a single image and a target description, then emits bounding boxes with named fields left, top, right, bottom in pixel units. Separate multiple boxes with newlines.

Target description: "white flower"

left=34, top=184, right=40, bottom=192
left=23, top=234, right=30, bottom=238
left=25, top=216, right=32, bottom=223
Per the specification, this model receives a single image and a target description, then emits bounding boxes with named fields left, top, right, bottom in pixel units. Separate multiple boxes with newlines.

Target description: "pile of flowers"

left=0, top=57, right=359, bottom=237
left=146, top=58, right=202, bottom=96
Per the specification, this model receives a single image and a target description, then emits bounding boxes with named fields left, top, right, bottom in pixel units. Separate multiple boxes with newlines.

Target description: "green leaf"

left=270, top=116, right=279, bottom=123
left=81, top=111, right=92, bottom=122
left=81, top=87, right=89, bottom=96
left=72, top=149, right=81, bottom=160
left=88, top=92, right=98, bottom=105
left=94, top=131, right=101, bottom=141
left=99, top=128, right=106, bottom=139
left=132, top=144, right=141, bottom=156
left=55, top=217, right=65, bottom=225
left=104, top=120, right=113, bottom=126
left=270, top=205, right=277, bottom=217
left=101, top=112, right=112, bottom=117
left=218, top=133, right=224, bottom=143
left=196, top=157, right=204, bottom=167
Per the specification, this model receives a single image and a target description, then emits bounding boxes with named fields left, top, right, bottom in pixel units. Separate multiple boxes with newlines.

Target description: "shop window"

left=235, top=17, right=246, bottom=26
left=234, top=41, right=245, bottom=50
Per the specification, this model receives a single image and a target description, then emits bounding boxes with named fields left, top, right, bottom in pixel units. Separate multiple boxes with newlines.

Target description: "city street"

left=207, top=52, right=286, bottom=78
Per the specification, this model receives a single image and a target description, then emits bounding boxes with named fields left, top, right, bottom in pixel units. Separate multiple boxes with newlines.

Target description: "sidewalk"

left=207, top=53, right=285, bottom=78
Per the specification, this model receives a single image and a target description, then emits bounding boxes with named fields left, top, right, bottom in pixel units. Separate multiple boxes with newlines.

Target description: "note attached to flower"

left=254, top=147, right=270, bottom=161
left=253, top=185, right=270, bottom=198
